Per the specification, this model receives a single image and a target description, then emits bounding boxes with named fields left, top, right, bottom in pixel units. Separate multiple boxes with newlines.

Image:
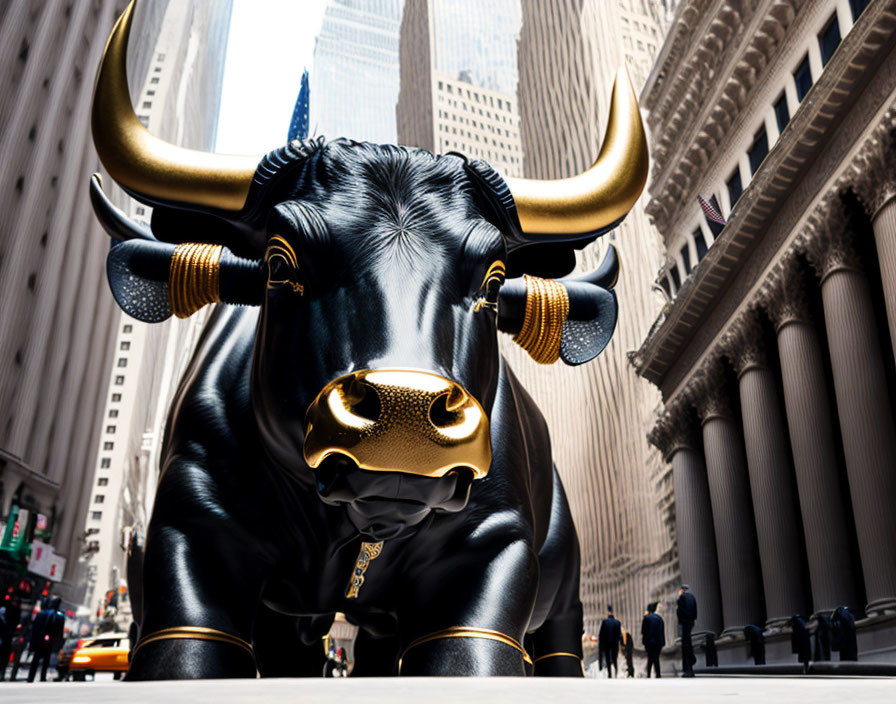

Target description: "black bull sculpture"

left=89, top=3, right=648, bottom=679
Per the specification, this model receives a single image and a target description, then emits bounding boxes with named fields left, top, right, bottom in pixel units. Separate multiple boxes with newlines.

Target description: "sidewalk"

left=0, top=676, right=894, bottom=703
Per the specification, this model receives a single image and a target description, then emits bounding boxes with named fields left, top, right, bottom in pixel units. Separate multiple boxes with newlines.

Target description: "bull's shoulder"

left=161, top=305, right=259, bottom=465
left=495, top=357, right=552, bottom=470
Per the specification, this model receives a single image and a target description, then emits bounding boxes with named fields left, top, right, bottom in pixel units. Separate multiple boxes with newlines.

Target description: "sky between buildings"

left=216, top=0, right=328, bottom=154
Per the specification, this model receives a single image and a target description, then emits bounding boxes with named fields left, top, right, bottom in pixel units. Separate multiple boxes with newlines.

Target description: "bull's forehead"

left=304, top=142, right=486, bottom=245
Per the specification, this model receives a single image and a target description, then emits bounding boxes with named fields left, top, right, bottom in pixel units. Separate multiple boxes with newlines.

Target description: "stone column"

left=689, top=365, right=765, bottom=631
left=802, top=199, right=896, bottom=615
left=723, top=312, right=808, bottom=626
left=761, top=258, right=858, bottom=613
left=650, top=406, right=723, bottom=635
left=852, top=118, right=896, bottom=361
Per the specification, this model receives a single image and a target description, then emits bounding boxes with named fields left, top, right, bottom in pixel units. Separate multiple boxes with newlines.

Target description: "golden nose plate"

left=303, top=369, right=491, bottom=479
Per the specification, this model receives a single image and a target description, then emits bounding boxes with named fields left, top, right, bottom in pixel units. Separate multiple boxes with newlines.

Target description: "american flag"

left=288, top=69, right=310, bottom=142
left=698, top=195, right=727, bottom=226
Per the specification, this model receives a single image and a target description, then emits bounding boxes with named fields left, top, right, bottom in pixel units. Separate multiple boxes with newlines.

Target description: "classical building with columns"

left=633, top=0, right=896, bottom=663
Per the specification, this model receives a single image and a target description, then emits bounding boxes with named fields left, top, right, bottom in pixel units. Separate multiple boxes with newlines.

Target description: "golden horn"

left=506, top=65, right=649, bottom=236
left=91, top=1, right=261, bottom=211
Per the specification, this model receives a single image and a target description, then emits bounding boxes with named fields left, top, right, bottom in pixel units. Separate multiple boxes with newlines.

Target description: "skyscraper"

left=0, top=0, right=139, bottom=604
left=78, top=0, right=233, bottom=616
left=397, top=0, right=523, bottom=176
left=311, top=0, right=404, bottom=144
left=511, top=0, right=679, bottom=645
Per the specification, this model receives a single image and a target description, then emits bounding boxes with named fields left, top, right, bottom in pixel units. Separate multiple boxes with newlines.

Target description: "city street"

left=1, top=677, right=894, bottom=703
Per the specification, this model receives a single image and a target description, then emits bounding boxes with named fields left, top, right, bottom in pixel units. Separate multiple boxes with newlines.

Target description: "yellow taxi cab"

left=68, top=632, right=130, bottom=680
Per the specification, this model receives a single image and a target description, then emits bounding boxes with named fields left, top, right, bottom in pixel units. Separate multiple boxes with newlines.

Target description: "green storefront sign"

left=0, top=506, right=31, bottom=566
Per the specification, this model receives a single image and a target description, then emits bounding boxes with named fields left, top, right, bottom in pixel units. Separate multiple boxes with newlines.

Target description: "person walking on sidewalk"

left=641, top=602, right=665, bottom=678
left=676, top=585, right=697, bottom=676
left=598, top=605, right=622, bottom=678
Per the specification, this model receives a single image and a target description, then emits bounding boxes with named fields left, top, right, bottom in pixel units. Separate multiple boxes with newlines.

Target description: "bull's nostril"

left=346, top=381, right=381, bottom=422
left=429, top=393, right=460, bottom=428
left=445, top=386, right=467, bottom=412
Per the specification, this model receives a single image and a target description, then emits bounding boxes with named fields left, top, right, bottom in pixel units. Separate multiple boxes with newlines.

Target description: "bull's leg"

left=398, top=538, right=538, bottom=676
left=531, top=464, right=585, bottom=677
left=531, top=605, right=585, bottom=676
left=253, top=607, right=328, bottom=677
left=126, top=464, right=271, bottom=680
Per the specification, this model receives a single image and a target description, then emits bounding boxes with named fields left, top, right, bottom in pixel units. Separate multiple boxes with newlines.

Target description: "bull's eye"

left=472, top=260, right=505, bottom=313
left=265, top=235, right=304, bottom=295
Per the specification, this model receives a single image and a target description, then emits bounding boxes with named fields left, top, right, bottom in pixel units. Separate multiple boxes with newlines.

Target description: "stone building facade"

left=635, top=0, right=895, bottom=663
left=79, top=0, right=233, bottom=617
left=396, top=0, right=523, bottom=176
left=0, top=0, right=138, bottom=603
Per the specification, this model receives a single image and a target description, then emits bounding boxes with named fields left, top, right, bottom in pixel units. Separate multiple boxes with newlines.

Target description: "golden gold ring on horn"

left=168, top=243, right=223, bottom=318
left=513, top=275, right=569, bottom=365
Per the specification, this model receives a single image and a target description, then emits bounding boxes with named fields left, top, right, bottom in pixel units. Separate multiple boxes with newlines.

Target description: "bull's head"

left=90, top=3, right=647, bottom=539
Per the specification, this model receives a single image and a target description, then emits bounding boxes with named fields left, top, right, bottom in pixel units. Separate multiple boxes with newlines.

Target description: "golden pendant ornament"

left=345, top=541, right=384, bottom=599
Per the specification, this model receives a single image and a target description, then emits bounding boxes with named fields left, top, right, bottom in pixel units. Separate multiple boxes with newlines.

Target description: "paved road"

left=0, top=677, right=893, bottom=703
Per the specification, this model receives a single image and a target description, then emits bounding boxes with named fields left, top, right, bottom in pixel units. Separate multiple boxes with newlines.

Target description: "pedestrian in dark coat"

left=814, top=613, right=832, bottom=661
left=0, top=604, right=15, bottom=681
left=703, top=632, right=718, bottom=667
left=790, top=613, right=811, bottom=667
left=743, top=624, right=766, bottom=665
left=598, top=605, right=622, bottom=678
left=622, top=630, right=635, bottom=678
left=641, top=602, right=665, bottom=678
left=27, top=598, right=65, bottom=682
left=832, top=606, right=858, bottom=661
left=676, top=585, right=697, bottom=675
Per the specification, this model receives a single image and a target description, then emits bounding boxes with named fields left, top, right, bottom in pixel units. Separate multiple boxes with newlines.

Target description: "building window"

left=748, top=126, right=769, bottom=175
left=794, top=54, right=813, bottom=102
left=150, top=77, right=159, bottom=85
left=146, top=90, right=155, bottom=97
left=850, top=0, right=869, bottom=21
left=137, top=115, right=149, bottom=127
left=123, top=324, right=132, bottom=333
left=117, top=357, right=127, bottom=367
left=153, top=66, right=162, bottom=73
left=818, top=14, right=841, bottom=66
left=694, top=229, right=708, bottom=261
left=680, top=243, right=692, bottom=274
left=94, top=495, right=105, bottom=504
left=91, top=511, right=102, bottom=521
left=111, top=393, right=121, bottom=402
left=98, top=477, right=108, bottom=487
left=157, top=53, right=166, bottom=61
left=100, top=458, right=111, bottom=468
left=727, top=169, right=743, bottom=208
left=669, top=264, right=681, bottom=290
left=103, top=441, right=113, bottom=451
left=142, top=101, right=152, bottom=110
left=108, top=409, right=118, bottom=418
left=106, top=425, right=116, bottom=434
left=134, top=207, right=144, bottom=215
left=120, top=341, right=130, bottom=351
left=773, top=93, right=790, bottom=133
left=114, top=375, right=124, bottom=385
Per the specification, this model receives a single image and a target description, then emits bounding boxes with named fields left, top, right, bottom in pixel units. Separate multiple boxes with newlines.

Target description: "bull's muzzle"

left=303, top=369, right=491, bottom=479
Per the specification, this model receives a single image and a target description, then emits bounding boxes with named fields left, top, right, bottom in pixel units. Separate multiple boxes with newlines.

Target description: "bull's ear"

left=498, top=246, right=619, bottom=366
left=106, top=240, right=263, bottom=323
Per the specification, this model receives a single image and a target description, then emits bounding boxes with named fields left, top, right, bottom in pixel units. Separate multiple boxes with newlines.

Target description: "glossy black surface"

left=103, top=140, right=606, bottom=679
